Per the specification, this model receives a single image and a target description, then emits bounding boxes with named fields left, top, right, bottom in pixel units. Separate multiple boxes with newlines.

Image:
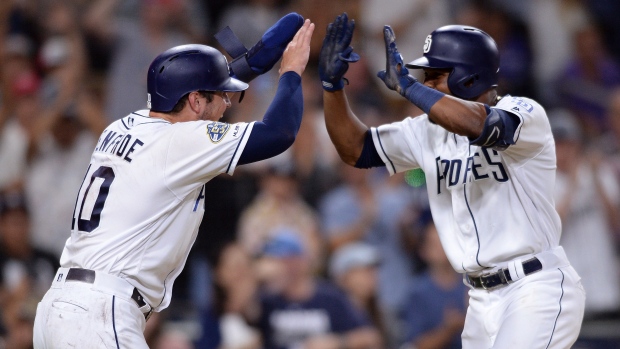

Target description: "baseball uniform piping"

left=374, top=128, right=396, bottom=174
left=465, top=147, right=483, bottom=267
left=112, top=296, right=120, bottom=349
left=545, top=268, right=565, bottom=349
left=226, top=124, right=249, bottom=174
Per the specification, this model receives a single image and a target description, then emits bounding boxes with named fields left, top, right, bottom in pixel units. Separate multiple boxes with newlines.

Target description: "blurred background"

left=0, top=0, right=619, bottom=348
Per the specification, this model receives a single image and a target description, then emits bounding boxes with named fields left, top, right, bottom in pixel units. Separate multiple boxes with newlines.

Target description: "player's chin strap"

left=215, top=13, right=305, bottom=103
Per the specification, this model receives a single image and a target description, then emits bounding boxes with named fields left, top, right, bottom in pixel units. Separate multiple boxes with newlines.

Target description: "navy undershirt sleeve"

left=354, top=130, right=386, bottom=168
left=238, top=71, right=302, bottom=165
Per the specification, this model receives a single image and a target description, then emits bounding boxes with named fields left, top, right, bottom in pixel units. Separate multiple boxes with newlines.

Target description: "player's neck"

left=148, top=110, right=193, bottom=123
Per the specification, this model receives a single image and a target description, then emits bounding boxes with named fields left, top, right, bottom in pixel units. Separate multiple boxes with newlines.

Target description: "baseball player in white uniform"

left=32, top=17, right=315, bottom=348
left=319, top=14, right=585, bottom=348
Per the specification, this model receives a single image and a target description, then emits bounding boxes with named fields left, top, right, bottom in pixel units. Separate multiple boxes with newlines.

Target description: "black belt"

left=466, top=257, right=543, bottom=290
left=66, top=268, right=153, bottom=320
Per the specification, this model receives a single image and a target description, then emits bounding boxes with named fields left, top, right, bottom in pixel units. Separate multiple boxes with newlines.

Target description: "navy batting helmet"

left=147, top=44, right=249, bottom=112
left=406, top=25, right=500, bottom=100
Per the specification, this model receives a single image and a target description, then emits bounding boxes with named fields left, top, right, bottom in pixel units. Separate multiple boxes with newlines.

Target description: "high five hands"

left=318, top=13, right=360, bottom=91
left=280, top=19, right=315, bottom=77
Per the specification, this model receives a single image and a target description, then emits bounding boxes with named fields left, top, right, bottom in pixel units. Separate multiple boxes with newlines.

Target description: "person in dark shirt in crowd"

left=403, top=213, right=468, bottom=349
left=329, top=242, right=389, bottom=347
left=0, top=191, right=59, bottom=349
left=257, top=232, right=382, bottom=349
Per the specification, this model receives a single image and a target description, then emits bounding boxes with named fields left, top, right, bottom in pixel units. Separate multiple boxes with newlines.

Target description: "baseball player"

left=32, top=16, right=315, bottom=348
left=319, top=14, right=585, bottom=348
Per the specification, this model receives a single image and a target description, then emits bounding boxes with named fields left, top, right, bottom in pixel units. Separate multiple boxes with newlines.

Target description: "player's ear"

left=187, top=91, right=202, bottom=113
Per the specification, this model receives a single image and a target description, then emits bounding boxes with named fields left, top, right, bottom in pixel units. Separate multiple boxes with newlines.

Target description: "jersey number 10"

left=72, top=165, right=116, bottom=233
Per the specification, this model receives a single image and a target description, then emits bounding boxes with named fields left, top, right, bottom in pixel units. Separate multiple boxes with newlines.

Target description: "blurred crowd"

left=1, top=0, right=620, bottom=348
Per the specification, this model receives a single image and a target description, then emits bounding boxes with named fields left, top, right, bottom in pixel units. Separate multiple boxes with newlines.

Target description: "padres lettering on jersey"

left=61, top=110, right=254, bottom=311
left=435, top=147, right=508, bottom=194
left=371, top=96, right=561, bottom=273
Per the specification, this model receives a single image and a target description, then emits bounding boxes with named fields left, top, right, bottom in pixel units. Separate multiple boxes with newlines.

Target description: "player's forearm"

left=426, top=95, right=487, bottom=139
left=323, top=90, right=367, bottom=166
left=237, top=71, right=302, bottom=165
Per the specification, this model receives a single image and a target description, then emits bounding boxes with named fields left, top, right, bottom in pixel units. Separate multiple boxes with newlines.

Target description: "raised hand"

left=377, top=25, right=417, bottom=96
left=318, top=13, right=360, bottom=91
left=280, top=19, right=315, bottom=77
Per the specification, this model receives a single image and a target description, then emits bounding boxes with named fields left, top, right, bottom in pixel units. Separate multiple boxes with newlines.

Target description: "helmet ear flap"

left=448, top=66, right=492, bottom=100
left=448, top=66, right=477, bottom=99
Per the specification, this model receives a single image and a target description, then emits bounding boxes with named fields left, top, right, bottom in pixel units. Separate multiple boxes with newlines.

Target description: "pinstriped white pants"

left=33, top=282, right=149, bottom=348
left=461, top=265, right=585, bottom=349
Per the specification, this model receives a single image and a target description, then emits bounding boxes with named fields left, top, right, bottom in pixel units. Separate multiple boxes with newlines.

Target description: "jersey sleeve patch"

left=206, top=122, right=230, bottom=143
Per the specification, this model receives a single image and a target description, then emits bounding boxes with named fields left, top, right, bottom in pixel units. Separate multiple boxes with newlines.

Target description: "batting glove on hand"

left=377, top=26, right=417, bottom=96
left=319, top=13, right=360, bottom=92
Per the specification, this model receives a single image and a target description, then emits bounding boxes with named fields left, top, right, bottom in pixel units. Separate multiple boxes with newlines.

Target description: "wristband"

left=403, top=82, right=445, bottom=114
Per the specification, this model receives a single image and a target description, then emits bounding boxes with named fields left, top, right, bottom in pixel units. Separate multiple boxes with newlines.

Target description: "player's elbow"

left=336, top=148, right=361, bottom=167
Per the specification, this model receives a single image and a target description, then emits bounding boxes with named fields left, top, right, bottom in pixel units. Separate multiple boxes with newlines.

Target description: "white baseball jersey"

left=371, top=96, right=561, bottom=273
left=60, top=109, right=254, bottom=311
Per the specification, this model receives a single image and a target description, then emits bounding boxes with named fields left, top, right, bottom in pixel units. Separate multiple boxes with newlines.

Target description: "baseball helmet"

left=406, top=25, right=500, bottom=99
left=147, top=44, right=249, bottom=112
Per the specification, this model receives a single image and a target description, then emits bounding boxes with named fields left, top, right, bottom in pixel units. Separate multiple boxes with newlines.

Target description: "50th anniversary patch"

left=206, top=122, right=230, bottom=143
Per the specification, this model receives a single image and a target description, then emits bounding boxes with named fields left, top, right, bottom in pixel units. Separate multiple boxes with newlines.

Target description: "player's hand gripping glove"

left=215, top=13, right=304, bottom=84
left=318, top=13, right=360, bottom=91
left=377, top=26, right=417, bottom=96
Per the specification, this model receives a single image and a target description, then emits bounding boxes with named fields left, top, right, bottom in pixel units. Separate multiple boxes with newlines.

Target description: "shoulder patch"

left=509, top=97, right=534, bottom=113
left=206, top=122, right=230, bottom=143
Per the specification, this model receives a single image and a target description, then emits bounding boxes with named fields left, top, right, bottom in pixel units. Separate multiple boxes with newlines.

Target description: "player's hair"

left=170, top=90, right=215, bottom=114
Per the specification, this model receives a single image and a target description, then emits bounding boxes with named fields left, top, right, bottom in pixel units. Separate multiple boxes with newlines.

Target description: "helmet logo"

left=147, top=93, right=151, bottom=109
left=423, top=35, right=432, bottom=53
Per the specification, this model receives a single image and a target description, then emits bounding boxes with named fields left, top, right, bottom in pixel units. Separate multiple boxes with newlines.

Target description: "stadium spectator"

left=202, top=243, right=261, bottom=349
left=552, top=109, right=620, bottom=318
left=402, top=217, right=467, bottom=349
left=319, top=165, right=416, bottom=329
left=0, top=70, right=39, bottom=192
left=238, top=164, right=322, bottom=265
left=256, top=232, right=382, bottom=349
left=556, top=22, right=620, bottom=139
left=329, top=242, right=388, bottom=347
left=84, top=0, right=195, bottom=121
left=25, top=91, right=106, bottom=257
left=0, top=191, right=58, bottom=349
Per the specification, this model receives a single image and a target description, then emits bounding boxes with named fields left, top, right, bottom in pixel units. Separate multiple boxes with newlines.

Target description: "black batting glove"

left=377, top=25, right=417, bottom=96
left=318, top=13, right=360, bottom=91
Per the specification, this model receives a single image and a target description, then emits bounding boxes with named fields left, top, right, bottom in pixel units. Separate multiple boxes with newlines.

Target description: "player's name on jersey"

left=94, top=130, right=145, bottom=163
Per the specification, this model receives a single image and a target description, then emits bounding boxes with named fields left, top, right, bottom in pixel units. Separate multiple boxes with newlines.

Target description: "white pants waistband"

left=52, top=267, right=137, bottom=305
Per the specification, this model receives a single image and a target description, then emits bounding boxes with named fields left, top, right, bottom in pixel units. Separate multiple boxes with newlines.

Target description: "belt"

left=466, top=257, right=543, bottom=290
left=66, top=268, right=153, bottom=320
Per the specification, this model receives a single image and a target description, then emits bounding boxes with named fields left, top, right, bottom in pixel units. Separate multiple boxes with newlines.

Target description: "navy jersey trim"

left=226, top=124, right=249, bottom=174
left=374, top=128, right=396, bottom=174
left=464, top=146, right=484, bottom=268
left=120, top=118, right=130, bottom=130
left=135, top=121, right=170, bottom=126
left=545, top=269, right=565, bottom=349
left=112, top=296, right=120, bottom=349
